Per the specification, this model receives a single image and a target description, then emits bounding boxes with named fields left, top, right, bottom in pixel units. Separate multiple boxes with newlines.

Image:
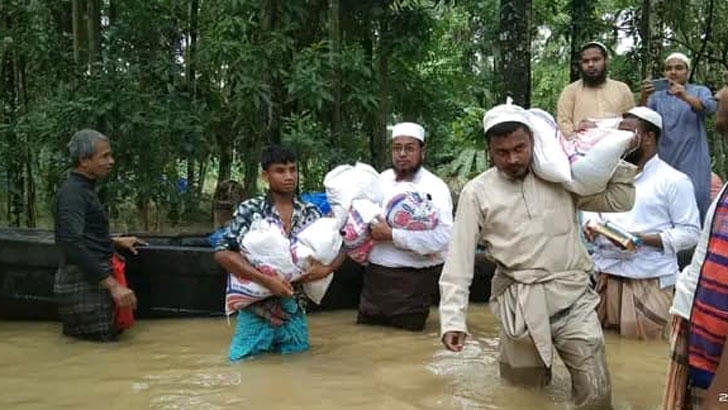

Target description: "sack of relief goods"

left=224, top=220, right=301, bottom=314
left=292, top=218, right=343, bottom=304
left=324, top=162, right=383, bottom=226
left=340, top=199, right=381, bottom=265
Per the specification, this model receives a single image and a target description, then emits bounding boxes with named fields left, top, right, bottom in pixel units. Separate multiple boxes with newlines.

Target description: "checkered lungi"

left=661, top=316, right=710, bottom=410
left=54, top=263, right=116, bottom=342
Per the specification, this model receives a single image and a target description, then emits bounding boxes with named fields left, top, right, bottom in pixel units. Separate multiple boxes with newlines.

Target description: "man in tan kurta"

left=439, top=103, right=637, bottom=409
left=557, top=42, right=635, bottom=136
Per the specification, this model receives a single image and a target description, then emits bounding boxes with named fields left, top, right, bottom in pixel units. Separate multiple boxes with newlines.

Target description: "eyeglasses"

left=392, top=145, right=417, bottom=154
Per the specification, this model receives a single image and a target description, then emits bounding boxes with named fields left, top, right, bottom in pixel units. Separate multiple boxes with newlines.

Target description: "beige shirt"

left=557, top=78, right=635, bottom=136
left=439, top=162, right=637, bottom=342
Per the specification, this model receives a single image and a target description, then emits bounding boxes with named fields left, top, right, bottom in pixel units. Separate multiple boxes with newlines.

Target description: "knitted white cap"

left=391, top=122, right=425, bottom=142
left=482, top=97, right=533, bottom=136
left=626, top=106, right=663, bottom=130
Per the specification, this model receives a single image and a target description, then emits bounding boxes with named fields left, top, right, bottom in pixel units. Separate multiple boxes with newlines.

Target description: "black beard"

left=582, top=69, right=607, bottom=86
left=624, top=147, right=643, bottom=165
left=394, top=162, right=422, bottom=181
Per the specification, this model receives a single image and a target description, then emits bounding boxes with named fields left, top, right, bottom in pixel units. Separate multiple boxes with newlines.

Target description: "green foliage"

left=1, top=0, right=728, bottom=230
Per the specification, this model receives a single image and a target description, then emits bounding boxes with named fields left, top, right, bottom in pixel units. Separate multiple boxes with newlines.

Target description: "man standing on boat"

left=358, top=122, right=454, bottom=331
left=439, top=103, right=637, bottom=408
left=54, top=129, right=144, bottom=342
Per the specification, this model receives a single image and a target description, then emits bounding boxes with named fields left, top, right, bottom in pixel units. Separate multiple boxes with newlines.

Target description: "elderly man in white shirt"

left=359, top=122, right=454, bottom=331
left=584, top=106, right=700, bottom=340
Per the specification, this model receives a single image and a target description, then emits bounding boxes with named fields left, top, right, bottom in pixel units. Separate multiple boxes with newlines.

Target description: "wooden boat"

left=0, top=228, right=494, bottom=320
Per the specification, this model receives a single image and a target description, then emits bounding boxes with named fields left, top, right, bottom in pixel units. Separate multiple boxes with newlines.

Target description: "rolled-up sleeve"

left=697, top=85, right=718, bottom=115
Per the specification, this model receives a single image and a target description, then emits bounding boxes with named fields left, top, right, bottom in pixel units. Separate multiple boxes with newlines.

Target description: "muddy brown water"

left=0, top=307, right=667, bottom=410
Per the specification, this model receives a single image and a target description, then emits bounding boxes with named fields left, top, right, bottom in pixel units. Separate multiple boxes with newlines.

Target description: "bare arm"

left=214, top=250, right=293, bottom=297
left=716, top=86, right=728, bottom=134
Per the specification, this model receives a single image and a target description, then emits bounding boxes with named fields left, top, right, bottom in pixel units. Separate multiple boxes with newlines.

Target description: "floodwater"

left=0, top=307, right=668, bottom=410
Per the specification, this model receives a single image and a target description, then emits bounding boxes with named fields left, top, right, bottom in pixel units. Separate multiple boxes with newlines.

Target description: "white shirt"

left=671, top=184, right=727, bottom=319
left=583, top=156, right=700, bottom=287
left=369, top=167, right=454, bottom=268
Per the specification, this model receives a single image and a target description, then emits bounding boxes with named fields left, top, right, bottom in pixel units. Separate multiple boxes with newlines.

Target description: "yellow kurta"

left=557, top=78, right=635, bottom=136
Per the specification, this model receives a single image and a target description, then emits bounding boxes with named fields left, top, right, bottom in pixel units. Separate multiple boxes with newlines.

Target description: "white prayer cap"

left=391, top=122, right=425, bottom=142
left=626, top=106, right=662, bottom=130
left=482, top=97, right=533, bottom=137
left=665, top=52, right=691, bottom=69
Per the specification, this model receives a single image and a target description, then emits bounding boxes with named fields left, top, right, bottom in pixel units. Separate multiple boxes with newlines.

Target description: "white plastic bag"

left=561, top=128, right=634, bottom=196
left=324, top=162, right=383, bottom=226
left=224, top=220, right=302, bottom=314
left=528, top=109, right=573, bottom=184
left=292, top=218, right=343, bottom=304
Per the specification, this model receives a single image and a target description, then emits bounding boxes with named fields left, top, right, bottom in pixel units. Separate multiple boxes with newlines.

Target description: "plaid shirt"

left=215, top=194, right=322, bottom=252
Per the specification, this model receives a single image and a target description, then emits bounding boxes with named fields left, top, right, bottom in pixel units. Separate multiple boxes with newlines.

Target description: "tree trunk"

left=570, top=0, right=595, bottom=82
left=497, top=0, right=532, bottom=107
left=690, top=0, right=714, bottom=82
left=186, top=0, right=199, bottom=99
left=330, top=0, right=343, bottom=158
left=17, top=53, right=35, bottom=227
left=370, top=18, right=389, bottom=171
left=72, top=0, right=88, bottom=68
left=86, top=0, right=101, bottom=67
left=639, top=0, right=651, bottom=79
left=243, top=139, right=261, bottom=198
left=261, top=0, right=281, bottom=145
left=196, top=156, right=208, bottom=197
left=217, top=131, right=233, bottom=185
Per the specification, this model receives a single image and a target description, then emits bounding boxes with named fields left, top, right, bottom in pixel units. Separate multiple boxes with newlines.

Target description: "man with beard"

left=439, top=102, right=638, bottom=408
left=358, top=122, right=453, bottom=331
left=583, top=107, right=700, bottom=341
left=557, top=41, right=635, bottom=136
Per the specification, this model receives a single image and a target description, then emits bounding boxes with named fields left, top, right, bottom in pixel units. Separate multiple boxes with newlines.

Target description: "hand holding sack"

left=225, top=220, right=301, bottom=315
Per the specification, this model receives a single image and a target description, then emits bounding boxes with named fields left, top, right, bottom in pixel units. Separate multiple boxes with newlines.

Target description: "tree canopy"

left=1, top=0, right=727, bottom=231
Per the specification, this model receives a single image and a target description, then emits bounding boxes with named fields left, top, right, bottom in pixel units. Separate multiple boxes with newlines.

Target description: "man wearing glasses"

left=358, top=122, right=454, bottom=331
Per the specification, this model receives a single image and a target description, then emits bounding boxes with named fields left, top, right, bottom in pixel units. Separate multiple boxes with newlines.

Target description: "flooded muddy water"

left=0, top=307, right=668, bottom=410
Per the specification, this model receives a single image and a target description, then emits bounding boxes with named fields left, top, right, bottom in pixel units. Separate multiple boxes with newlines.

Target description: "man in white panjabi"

left=584, top=107, right=700, bottom=341
left=359, top=122, right=454, bottom=331
left=439, top=103, right=637, bottom=408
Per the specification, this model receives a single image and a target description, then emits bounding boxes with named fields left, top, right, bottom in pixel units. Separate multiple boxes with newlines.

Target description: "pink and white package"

left=341, top=199, right=381, bottom=264
left=384, top=191, right=439, bottom=231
